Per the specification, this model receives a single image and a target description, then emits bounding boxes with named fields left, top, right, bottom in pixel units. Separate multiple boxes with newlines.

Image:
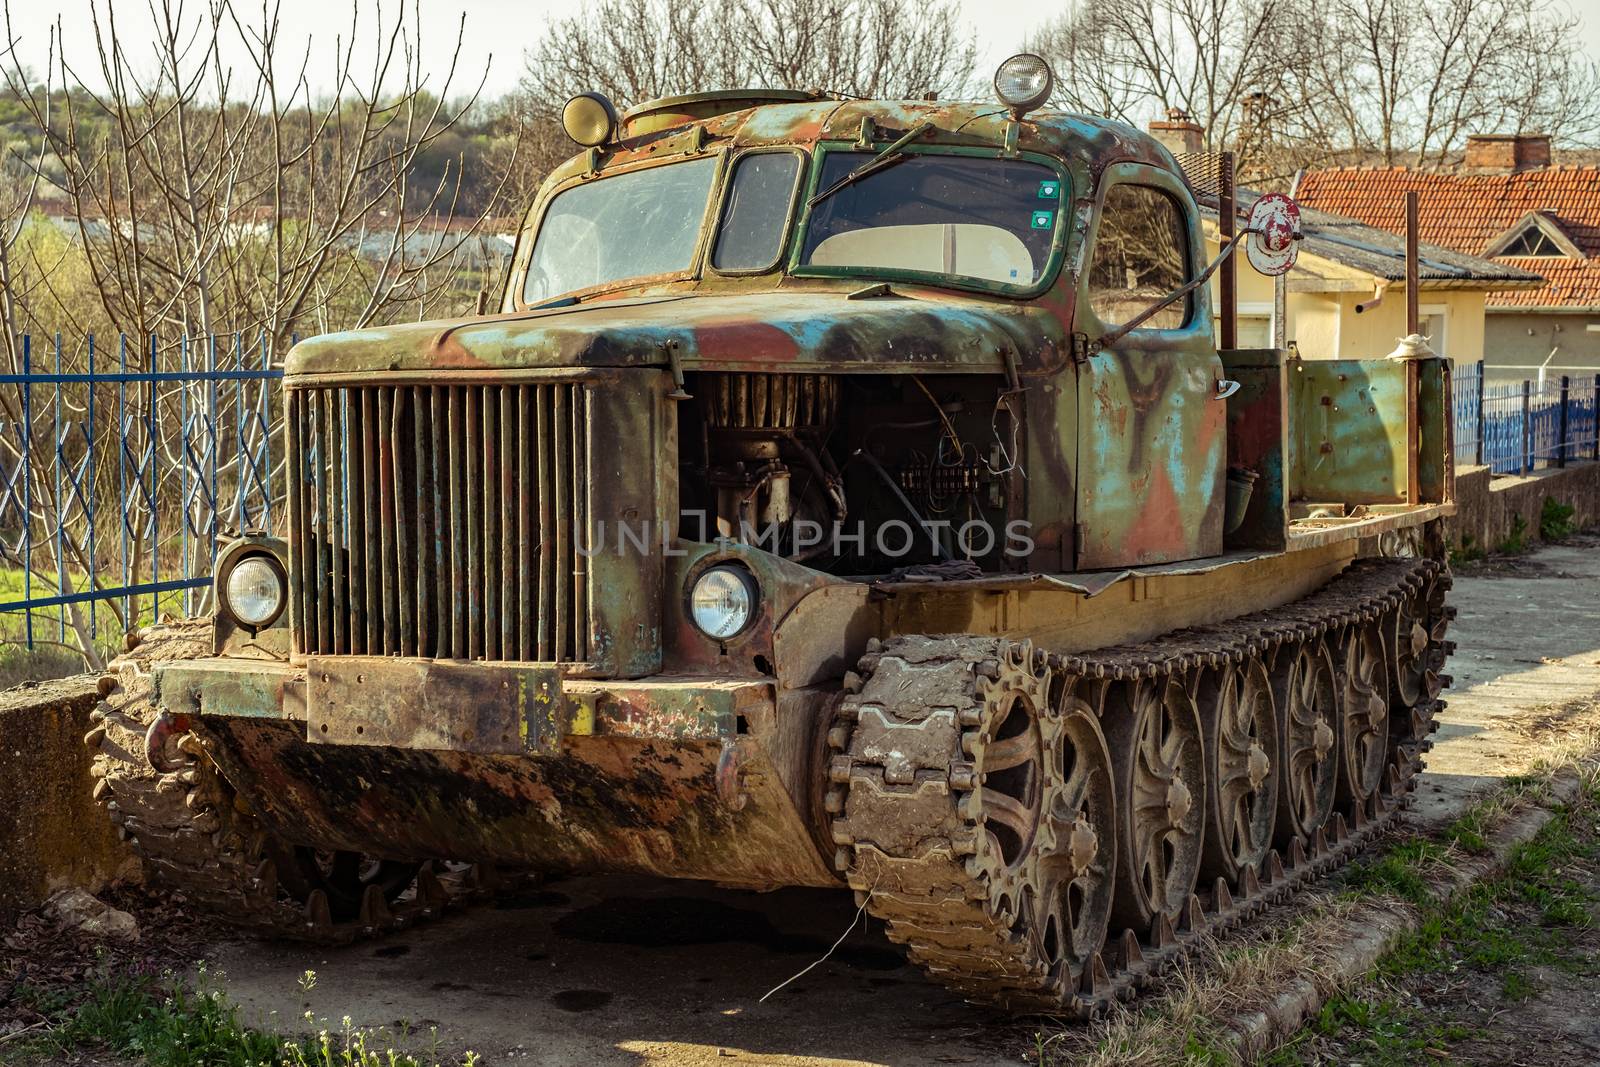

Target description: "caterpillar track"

left=826, top=556, right=1452, bottom=1016
left=85, top=620, right=508, bottom=944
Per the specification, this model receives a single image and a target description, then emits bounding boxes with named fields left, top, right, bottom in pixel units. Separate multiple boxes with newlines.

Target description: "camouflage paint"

left=161, top=92, right=1459, bottom=892
left=1291, top=359, right=1415, bottom=505
left=1073, top=162, right=1226, bottom=568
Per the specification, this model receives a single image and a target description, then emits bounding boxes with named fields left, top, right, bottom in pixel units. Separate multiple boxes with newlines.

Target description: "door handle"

left=1215, top=379, right=1241, bottom=400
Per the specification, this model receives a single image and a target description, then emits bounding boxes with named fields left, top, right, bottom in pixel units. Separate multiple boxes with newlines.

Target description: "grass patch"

left=1267, top=776, right=1600, bottom=1065
left=1496, top=513, right=1530, bottom=555
left=1448, top=533, right=1486, bottom=566
left=1540, top=496, right=1576, bottom=541
left=1, top=968, right=480, bottom=1067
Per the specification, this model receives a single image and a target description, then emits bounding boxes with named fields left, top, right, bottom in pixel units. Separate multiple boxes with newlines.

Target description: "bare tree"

left=1028, top=0, right=1295, bottom=158
left=518, top=0, right=979, bottom=175
left=1028, top=0, right=1600, bottom=176
left=0, top=0, right=523, bottom=667
left=2, top=0, right=519, bottom=349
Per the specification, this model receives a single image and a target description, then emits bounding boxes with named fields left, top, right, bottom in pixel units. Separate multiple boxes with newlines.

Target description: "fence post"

left=1475, top=362, right=1486, bottom=467
left=1593, top=374, right=1600, bottom=462
left=1522, top=378, right=1532, bottom=475
left=1558, top=374, right=1570, bottom=468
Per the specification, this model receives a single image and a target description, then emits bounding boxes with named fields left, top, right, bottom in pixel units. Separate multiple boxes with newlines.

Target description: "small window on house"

left=1087, top=184, right=1190, bottom=329
left=1498, top=226, right=1564, bottom=257
left=713, top=152, right=802, bottom=271
left=1420, top=310, right=1447, bottom=357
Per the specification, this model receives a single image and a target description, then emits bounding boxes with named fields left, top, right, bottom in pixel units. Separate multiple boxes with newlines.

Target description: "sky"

left=4, top=0, right=1060, bottom=98
left=4, top=0, right=1599, bottom=106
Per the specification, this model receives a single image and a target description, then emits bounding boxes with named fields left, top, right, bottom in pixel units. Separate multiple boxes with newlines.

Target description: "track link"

left=826, top=557, right=1451, bottom=1016
left=87, top=620, right=505, bottom=944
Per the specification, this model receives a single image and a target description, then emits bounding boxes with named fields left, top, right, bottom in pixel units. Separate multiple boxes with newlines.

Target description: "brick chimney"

left=1149, top=108, right=1204, bottom=156
left=1464, top=133, right=1551, bottom=173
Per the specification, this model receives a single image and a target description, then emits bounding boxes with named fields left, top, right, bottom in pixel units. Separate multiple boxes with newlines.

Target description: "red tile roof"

left=1294, top=166, right=1600, bottom=309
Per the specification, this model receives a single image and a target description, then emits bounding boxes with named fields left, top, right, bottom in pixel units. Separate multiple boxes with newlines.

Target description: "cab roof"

left=541, top=98, right=1180, bottom=193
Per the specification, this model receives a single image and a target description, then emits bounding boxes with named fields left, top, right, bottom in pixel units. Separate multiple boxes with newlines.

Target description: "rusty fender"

left=158, top=657, right=841, bottom=890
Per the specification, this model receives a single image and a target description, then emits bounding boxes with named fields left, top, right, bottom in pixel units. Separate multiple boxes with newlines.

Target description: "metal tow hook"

left=144, top=712, right=195, bottom=773
left=716, top=740, right=750, bottom=812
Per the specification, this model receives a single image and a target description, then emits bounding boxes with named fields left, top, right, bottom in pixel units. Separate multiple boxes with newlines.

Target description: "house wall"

left=1325, top=290, right=1486, bottom=362
left=1203, top=232, right=1488, bottom=363
left=1484, top=311, right=1600, bottom=383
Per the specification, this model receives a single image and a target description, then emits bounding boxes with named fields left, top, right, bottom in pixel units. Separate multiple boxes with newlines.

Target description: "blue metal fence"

left=0, top=333, right=281, bottom=655
left=1477, top=373, right=1600, bottom=475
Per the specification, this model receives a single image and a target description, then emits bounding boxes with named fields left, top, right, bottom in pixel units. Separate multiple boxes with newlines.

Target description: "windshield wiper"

left=807, top=120, right=935, bottom=210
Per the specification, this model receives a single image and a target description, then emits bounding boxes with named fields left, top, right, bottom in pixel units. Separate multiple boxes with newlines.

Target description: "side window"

left=712, top=152, right=802, bottom=271
left=1087, top=184, right=1190, bottom=330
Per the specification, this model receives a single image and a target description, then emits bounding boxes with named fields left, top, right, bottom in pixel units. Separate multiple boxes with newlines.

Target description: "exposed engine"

left=680, top=371, right=1020, bottom=574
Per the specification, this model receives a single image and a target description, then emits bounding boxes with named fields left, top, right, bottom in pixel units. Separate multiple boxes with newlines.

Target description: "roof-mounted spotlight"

left=562, top=92, right=619, bottom=147
left=993, top=53, right=1054, bottom=120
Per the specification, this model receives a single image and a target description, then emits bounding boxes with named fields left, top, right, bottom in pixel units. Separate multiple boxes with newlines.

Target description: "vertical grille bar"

left=392, top=388, right=413, bottom=657
left=464, top=386, right=481, bottom=659
left=518, top=386, right=533, bottom=661
left=572, top=384, right=588, bottom=661
left=482, top=385, right=499, bottom=661
left=358, top=391, right=376, bottom=655
left=552, top=385, right=569, bottom=661
left=432, top=387, right=449, bottom=655
left=316, top=391, right=336, bottom=655
left=536, top=386, right=553, bottom=660
left=376, top=388, right=396, bottom=656
left=414, top=386, right=432, bottom=658
left=500, top=387, right=515, bottom=660
left=286, top=391, right=307, bottom=653
left=448, top=387, right=467, bottom=658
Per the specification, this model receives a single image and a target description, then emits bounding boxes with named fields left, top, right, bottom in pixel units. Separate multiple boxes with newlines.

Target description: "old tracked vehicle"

left=90, top=56, right=1456, bottom=1015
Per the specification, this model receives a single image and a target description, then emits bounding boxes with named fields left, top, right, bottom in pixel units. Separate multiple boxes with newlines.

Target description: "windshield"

left=524, top=158, right=718, bottom=303
left=799, top=152, right=1065, bottom=288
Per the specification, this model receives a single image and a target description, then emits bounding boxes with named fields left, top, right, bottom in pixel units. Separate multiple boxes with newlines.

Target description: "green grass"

left=2, top=968, right=480, bottom=1067
left=0, top=563, right=193, bottom=682
left=1496, top=513, right=1530, bottom=555
left=1449, top=533, right=1486, bottom=566
left=1540, top=496, right=1577, bottom=541
left=1267, top=781, right=1600, bottom=1065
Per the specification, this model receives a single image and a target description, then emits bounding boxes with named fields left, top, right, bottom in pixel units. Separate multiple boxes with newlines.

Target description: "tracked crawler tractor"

left=91, top=56, right=1456, bottom=1016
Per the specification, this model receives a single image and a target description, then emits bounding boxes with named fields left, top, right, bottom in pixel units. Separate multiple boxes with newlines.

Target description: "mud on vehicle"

left=90, top=55, right=1455, bottom=1016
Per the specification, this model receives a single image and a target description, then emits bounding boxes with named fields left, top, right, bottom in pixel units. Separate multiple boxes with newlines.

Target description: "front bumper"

left=160, top=656, right=772, bottom=752
left=156, top=656, right=838, bottom=889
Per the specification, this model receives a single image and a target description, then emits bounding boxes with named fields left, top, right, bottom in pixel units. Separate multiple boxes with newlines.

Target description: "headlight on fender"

left=688, top=565, right=758, bottom=641
left=223, top=553, right=287, bottom=629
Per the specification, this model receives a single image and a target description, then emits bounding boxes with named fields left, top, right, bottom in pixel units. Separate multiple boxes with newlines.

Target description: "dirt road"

left=208, top=540, right=1600, bottom=1067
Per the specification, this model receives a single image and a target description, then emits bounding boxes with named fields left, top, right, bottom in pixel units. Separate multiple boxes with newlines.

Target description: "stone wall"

left=1448, top=461, right=1600, bottom=552
left=0, top=676, right=133, bottom=925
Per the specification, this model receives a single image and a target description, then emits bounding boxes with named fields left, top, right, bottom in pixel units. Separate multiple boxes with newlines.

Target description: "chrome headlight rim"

left=221, top=550, right=288, bottom=630
left=687, top=562, right=760, bottom=642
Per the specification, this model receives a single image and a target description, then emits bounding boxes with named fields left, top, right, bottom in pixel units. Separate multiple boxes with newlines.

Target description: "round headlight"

left=562, top=92, right=619, bottom=147
left=225, top=554, right=285, bottom=628
left=994, top=53, right=1054, bottom=117
left=689, top=565, right=758, bottom=640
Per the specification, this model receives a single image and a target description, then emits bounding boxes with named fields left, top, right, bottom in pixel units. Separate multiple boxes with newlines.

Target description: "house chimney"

left=1464, top=133, right=1551, bottom=173
left=1149, top=108, right=1204, bottom=157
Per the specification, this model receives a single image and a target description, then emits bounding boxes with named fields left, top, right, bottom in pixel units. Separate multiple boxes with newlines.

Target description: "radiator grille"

left=287, top=382, right=591, bottom=661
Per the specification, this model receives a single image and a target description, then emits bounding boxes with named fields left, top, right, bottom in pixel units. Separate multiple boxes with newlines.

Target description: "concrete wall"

left=0, top=676, right=133, bottom=925
left=1484, top=310, right=1600, bottom=382
left=1448, top=461, right=1600, bottom=552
